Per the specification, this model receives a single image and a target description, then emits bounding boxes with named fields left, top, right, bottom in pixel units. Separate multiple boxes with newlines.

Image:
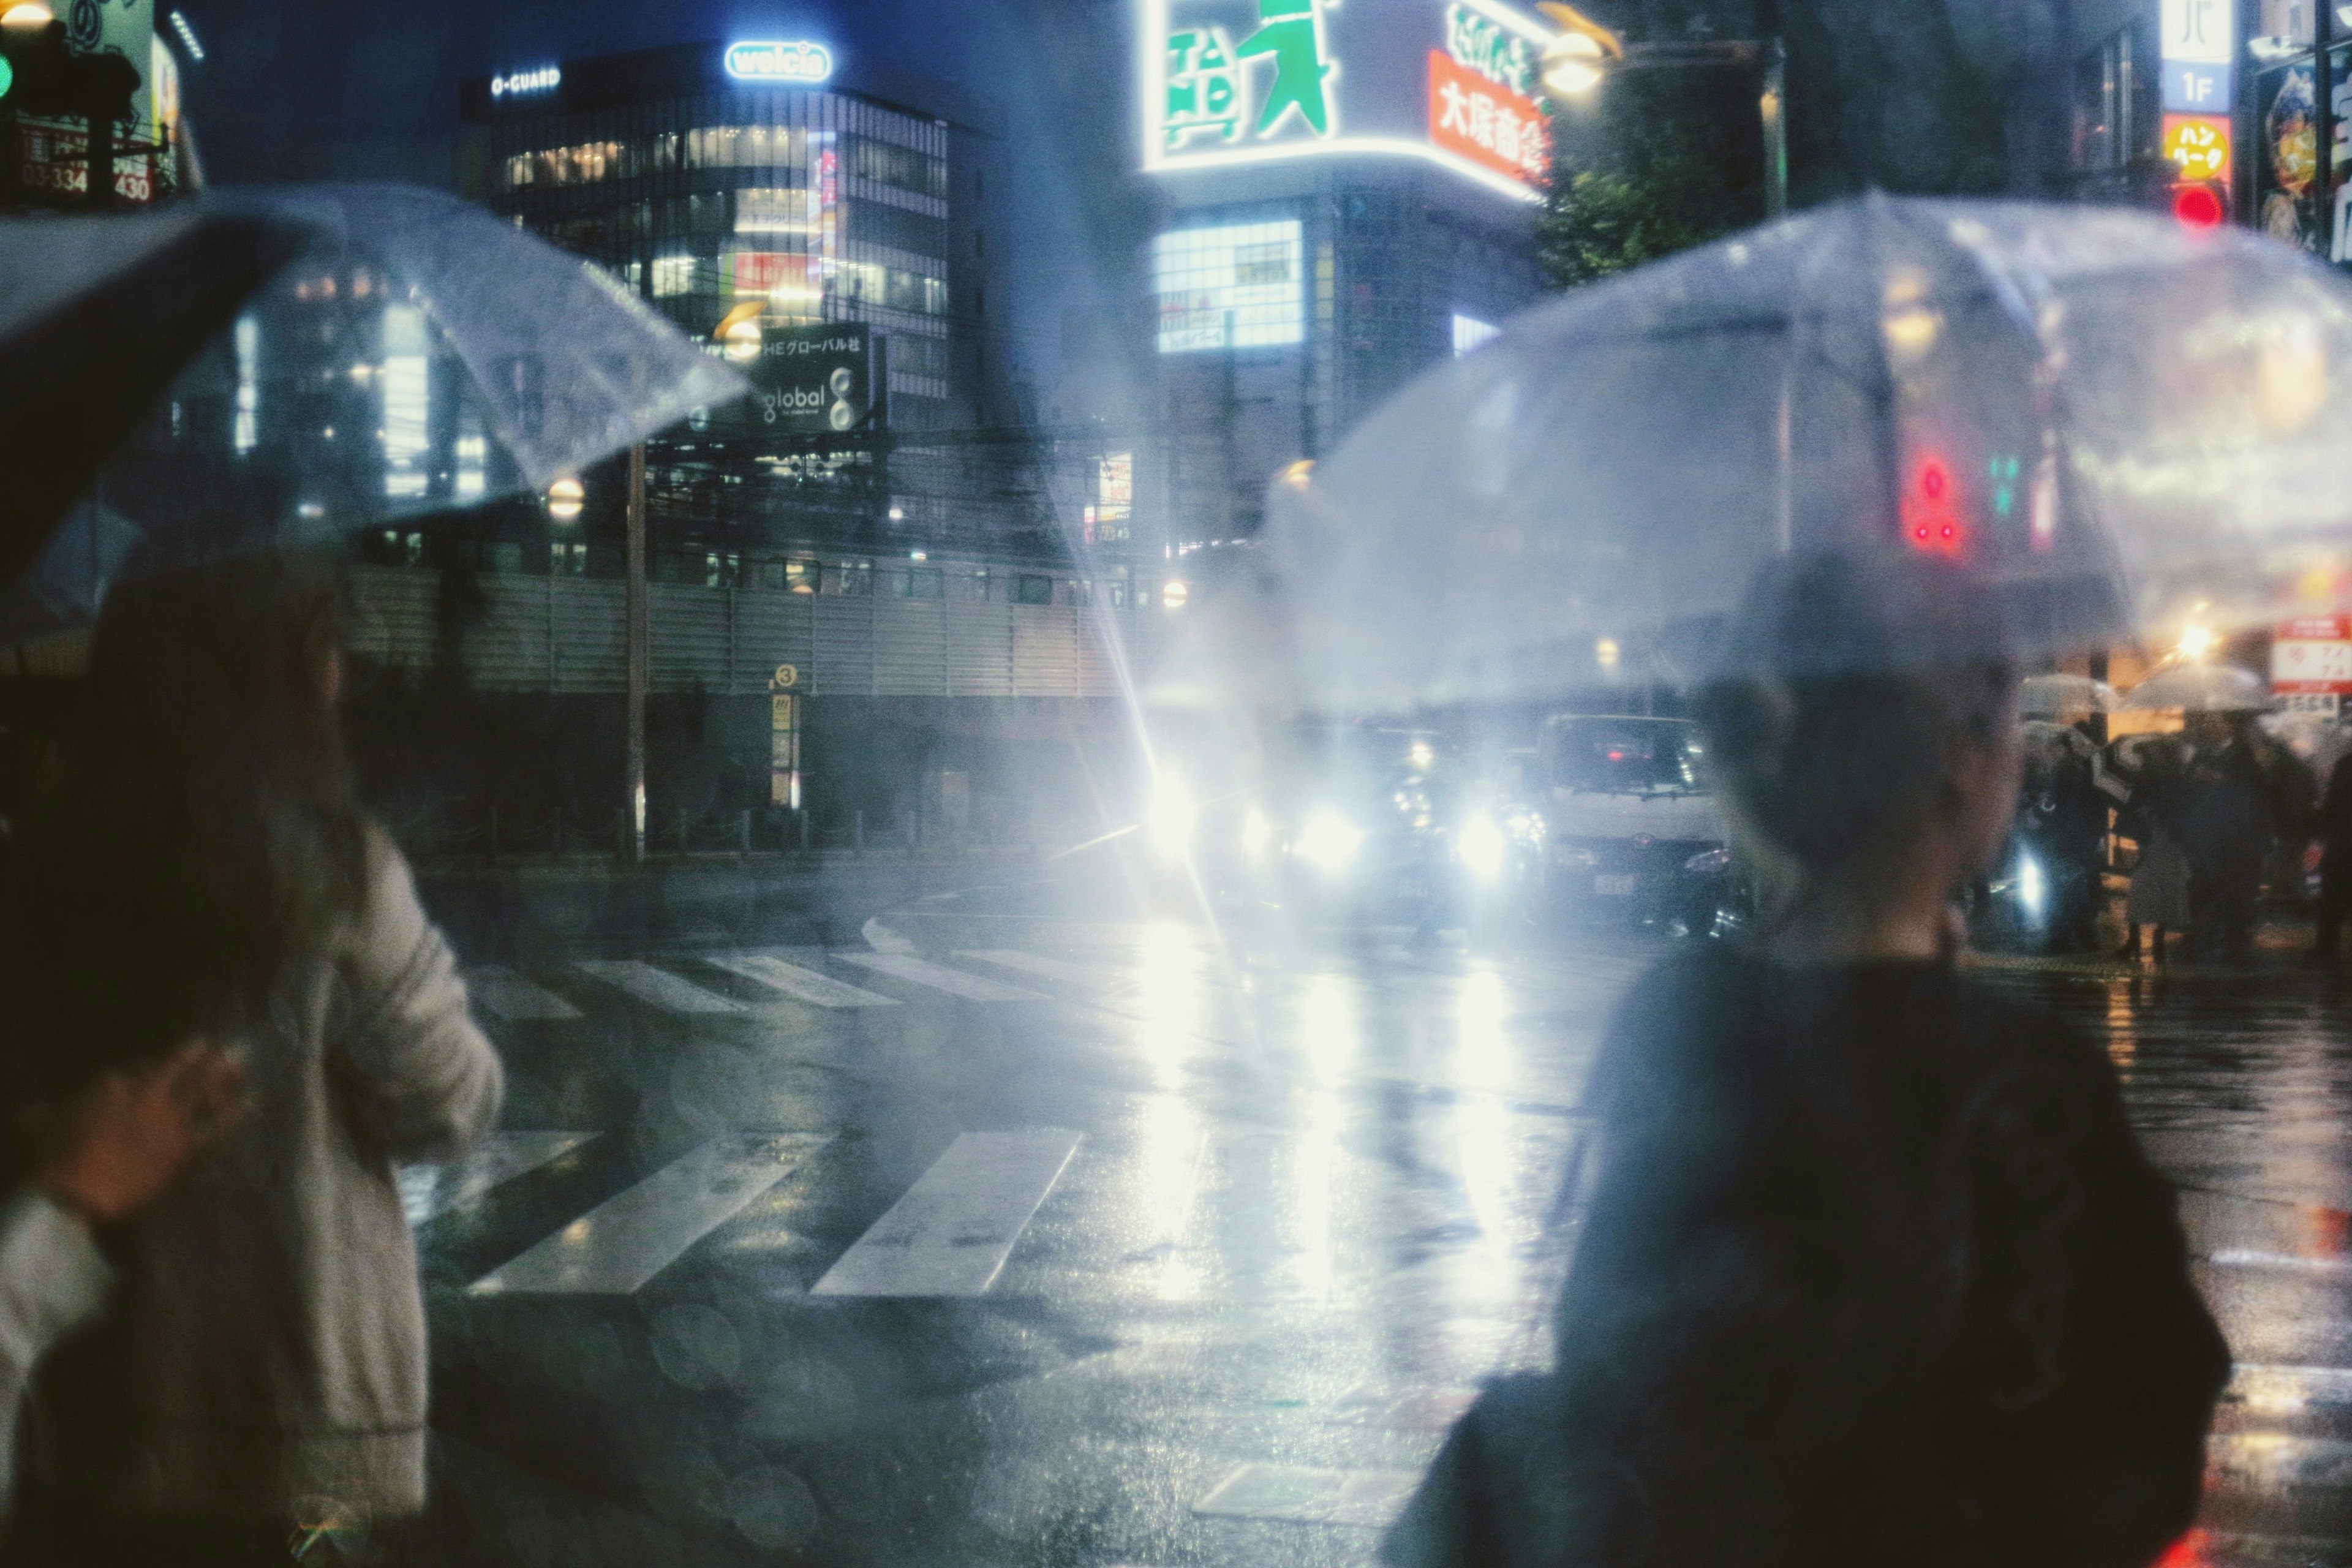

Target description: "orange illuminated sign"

left=1427, top=49, right=1548, bottom=190
left=2163, top=113, right=2232, bottom=180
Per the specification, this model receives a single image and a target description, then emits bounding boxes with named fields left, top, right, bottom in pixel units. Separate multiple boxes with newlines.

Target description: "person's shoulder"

left=1945, top=970, right=2117, bottom=1101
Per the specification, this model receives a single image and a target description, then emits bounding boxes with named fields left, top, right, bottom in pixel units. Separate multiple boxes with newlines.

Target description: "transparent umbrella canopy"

left=1263, top=194, right=2352, bottom=709
left=2018, top=672, right=2119, bottom=717
left=2120, top=663, right=2273, bottom=712
left=4, top=185, right=748, bottom=635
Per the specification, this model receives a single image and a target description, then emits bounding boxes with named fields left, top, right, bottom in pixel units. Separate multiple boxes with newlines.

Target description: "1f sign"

left=2163, top=0, right=2235, bottom=64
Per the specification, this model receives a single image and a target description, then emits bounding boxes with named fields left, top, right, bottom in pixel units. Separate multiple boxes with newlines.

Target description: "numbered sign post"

left=2274, top=616, right=2352, bottom=719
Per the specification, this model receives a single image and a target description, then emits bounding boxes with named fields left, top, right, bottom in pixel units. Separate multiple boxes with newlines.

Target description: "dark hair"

left=1692, top=552, right=2015, bottom=876
left=1, top=551, right=368, bottom=1097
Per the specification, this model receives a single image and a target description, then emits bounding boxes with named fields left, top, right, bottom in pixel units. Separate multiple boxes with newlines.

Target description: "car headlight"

left=1294, top=811, right=1364, bottom=875
left=1456, top=815, right=1506, bottom=881
left=1683, top=847, right=1732, bottom=875
left=1147, top=776, right=1197, bottom=861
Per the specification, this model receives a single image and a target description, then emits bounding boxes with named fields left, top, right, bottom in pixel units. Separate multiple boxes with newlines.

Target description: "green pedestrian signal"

left=0, top=57, right=15, bottom=102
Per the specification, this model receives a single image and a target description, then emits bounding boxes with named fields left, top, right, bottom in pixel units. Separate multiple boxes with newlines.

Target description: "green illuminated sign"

left=1446, top=1, right=1534, bottom=95
left=1237, top=0, right=1335, bottom=135
left=1143, top=0, right=1555, bottom=203
left=0, top=58, right=13, bottom=103
left=1164, top=0, right=1338, bottom=149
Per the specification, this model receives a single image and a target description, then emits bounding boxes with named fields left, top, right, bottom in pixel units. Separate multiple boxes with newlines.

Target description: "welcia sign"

left=725, top=40, right=835, bottom=83
left=1141, top=0, right=1555, bottom=201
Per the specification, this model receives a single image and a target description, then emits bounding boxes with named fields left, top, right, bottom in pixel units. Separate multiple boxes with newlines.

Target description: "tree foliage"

left=1535, top=0, right=2026, bottom=292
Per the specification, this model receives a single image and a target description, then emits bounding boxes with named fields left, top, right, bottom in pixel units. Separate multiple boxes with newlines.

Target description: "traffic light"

left=2172, top=182, right=2228, bottom=231
left=1902, top=450, right=1966, bottom=557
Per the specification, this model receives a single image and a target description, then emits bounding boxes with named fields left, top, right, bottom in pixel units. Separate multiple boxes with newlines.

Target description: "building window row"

left=502, top=126, right=946, bottom=195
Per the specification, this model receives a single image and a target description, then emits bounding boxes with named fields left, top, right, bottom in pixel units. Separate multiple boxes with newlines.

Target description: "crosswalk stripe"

left=811, top=1128, right=1081, bottom=1297
left=2228, top=1364, right=2352, bottom=1413
left=706, top=951, right=902, bottom=1009
left=831, top=951, right=1049, bottom=1003
left=468, top=1133, right=831, bottom=1296
left=2212, top=1249, right=2352, bottom=1275
left=574, top=960, right=743, bottom=1016
left=1191, top=1463, right=1420, bottom=1528
left=954, top=949, right=1126, bottom=992
left=466, top=967, right=581, bottom=1022
left=401, top=1131, right=598, bottom=1226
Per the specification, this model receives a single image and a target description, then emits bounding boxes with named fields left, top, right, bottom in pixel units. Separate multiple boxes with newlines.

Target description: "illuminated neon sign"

left=2160, top=0, right=2234, bottom=113
left=725, top=40, right=834, bottom=83
left=489, top=65, right=560, bottom=98
left=1142, top=0, right=1553, bottom=203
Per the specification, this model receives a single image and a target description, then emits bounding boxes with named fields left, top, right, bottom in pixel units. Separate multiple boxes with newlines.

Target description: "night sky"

left=175, top=0, right=1150, bottom=413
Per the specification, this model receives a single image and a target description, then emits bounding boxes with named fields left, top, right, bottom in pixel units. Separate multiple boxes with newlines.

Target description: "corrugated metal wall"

left=347, top=565, right=1128, bottom=698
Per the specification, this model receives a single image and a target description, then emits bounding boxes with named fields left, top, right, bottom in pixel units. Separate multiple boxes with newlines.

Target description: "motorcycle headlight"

left=1683, top=847, right=1732, bottom=875
left=1294, top=811, right=1365, bottom=875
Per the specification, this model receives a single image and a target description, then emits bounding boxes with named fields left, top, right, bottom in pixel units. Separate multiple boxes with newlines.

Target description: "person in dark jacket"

left=2313, top=751, right=2352, bottom=963
left=1385, top=552, right=2228, bottom=1568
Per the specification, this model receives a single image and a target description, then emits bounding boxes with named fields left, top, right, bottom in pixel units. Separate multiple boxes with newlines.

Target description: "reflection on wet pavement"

left=409, top=918, right=2352, bottom=1566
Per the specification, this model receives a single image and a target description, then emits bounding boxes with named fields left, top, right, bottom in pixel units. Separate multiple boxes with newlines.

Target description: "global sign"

left=725, top=40, right=834, bottom=83
left=1142, top=0, right=1556, bottom=202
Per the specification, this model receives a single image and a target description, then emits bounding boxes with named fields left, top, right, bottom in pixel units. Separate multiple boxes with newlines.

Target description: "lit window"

left=650, top=255, right=695, bottom=298
left=1151, top=219, right=1306, bottom=353
left=736, top=188, right=819, bottom=234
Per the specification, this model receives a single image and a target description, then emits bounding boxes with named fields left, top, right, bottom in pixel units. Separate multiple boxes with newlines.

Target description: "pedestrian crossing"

left=704, top=951, right=901, bottom=1009
left=469, top=1133, right=831, bottom=1296
left=811, top=1128, right=1084, bottom=1298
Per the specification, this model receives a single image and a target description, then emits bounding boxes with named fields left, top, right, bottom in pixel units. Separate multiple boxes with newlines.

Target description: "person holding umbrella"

left=1384, top=553, right=2226, bottom=1568
left=5, top=550, right=502, bottom=1562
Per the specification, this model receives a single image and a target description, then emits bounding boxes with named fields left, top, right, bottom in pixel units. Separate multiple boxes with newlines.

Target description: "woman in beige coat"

left=6, top=551, right=501, bottom=1562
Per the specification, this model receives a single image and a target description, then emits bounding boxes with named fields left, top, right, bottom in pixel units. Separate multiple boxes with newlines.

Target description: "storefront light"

left=546, top=477, right=585, bottom=522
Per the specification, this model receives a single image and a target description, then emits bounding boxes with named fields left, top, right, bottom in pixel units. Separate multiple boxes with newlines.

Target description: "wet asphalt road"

left=395, top=867, right=2352, bottom=1568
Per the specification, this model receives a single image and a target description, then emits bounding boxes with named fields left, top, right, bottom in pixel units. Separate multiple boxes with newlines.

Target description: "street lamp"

left=1537, top=2, right=1788, bottom=220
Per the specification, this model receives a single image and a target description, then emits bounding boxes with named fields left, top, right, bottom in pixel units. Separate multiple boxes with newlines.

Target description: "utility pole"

left=2318, top=1, right=2338, bottom=260
left=625, top=442, right=648, bottom=862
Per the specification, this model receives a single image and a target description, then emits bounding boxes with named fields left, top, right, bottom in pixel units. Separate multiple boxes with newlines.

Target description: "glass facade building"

left=460, top=42, right=1004, bottom=431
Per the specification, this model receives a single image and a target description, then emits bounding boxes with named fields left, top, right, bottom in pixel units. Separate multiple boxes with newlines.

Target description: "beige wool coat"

left=30, top=824, right=501, bottom=1522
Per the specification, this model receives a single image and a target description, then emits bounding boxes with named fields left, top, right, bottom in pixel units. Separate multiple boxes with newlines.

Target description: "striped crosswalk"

left=469, top=1133, right=831, bottom=1296
left=704, top=951, right=902, bottom=1009
left=575, top=959, right=743, bottom=1014
left=812, top=1128, right=1083, bottom=1298
left=831, top=951, right=1050, bottom=1003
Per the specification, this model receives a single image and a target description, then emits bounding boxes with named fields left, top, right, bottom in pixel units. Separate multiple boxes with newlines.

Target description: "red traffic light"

left=2172, top=183, right=2226, bottom=230
left=1902, top=452, right=1966, bottom=557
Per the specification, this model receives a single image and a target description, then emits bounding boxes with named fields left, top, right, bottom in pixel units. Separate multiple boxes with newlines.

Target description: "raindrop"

left=729, top=1466, right=820, bottom=1550
left=652, top=1302, right=743, bottom=1390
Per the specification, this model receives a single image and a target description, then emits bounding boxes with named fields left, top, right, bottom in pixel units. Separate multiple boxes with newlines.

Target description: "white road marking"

left=954, top=949, right=1126, bottom=992
left=704, top=951, right=901, bottom=1009
left=2228, top=1364, right=2352, bottom=1414
left=2207, top=1433, right=2352, bottom=1490
left=469, top=1133, right=831, bottom=1295
left=2212, top=1249, right=2352, bottom=1275
left=831, top=951, right=1049, bottom=1003
left=1328, top=1384, right=1480, bottom=1430
left=574, top=960, right=743, bottom=1016
left=1191, top=1463, right=1421, bottom=1528
left=401, top=1131, right=598, bottom=1226
left=811, top=1128, right=1082, bottom=1297
left=465, top=967, right=581, bottom=1022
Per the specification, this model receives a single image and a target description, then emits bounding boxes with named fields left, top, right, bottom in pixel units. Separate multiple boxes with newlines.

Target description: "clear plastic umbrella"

left=2119, top=663, right=2272, bottom=712
left=2018, top=673, right=2119, bottom=717
left=1, top=186, right=748, bottom=633
left=1264, top=194, right=2352, bottom=709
